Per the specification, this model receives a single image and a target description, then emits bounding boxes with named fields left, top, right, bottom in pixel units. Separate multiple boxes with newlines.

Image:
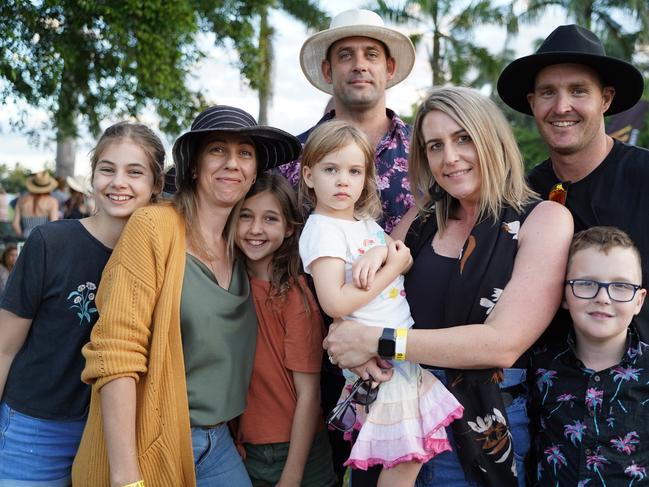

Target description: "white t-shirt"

left=299, top=213, right=413, bottom=329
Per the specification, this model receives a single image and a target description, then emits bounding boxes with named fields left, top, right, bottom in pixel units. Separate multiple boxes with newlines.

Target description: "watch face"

left=378, top=331, right=396, bottom=358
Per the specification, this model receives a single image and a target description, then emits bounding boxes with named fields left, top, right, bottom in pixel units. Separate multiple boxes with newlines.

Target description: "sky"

left=0, top=0, right=561, bottom=176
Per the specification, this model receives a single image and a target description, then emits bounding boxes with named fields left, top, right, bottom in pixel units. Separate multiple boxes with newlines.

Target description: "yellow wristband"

left=121, top=481, right=145, bottom=487
left=395, top=328, right=408, bottom=361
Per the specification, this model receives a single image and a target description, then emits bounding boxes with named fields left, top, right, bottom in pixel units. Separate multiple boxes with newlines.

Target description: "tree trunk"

left=257, top=6, right=273, bottom=125
left=56, top=132, right=76, bottom=178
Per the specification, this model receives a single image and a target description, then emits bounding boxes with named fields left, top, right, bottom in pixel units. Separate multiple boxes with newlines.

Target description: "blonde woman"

left=325, top=87, right=574, bottom=487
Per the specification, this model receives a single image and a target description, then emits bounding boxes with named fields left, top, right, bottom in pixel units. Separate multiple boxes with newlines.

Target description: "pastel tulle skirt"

left=340, top=362, right=464, bottom=470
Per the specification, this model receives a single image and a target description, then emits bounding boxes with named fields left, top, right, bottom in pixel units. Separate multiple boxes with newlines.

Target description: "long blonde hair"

left=299, top=121, right=382, bottom=220
left=409, top=87, right=537, bottom=231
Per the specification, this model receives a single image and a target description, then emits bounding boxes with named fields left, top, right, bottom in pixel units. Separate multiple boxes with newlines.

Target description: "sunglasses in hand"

left=326, top=376, right=379, bottom=432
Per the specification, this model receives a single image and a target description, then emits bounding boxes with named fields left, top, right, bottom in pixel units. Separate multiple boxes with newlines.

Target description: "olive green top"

left=180, top=254, right=257, bottom=426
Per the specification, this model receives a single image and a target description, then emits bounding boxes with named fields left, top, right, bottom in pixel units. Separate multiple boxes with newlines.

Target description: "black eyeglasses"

left=566, top=279, right=642, bottom=302
left=326, top=376, right=379, bottom=432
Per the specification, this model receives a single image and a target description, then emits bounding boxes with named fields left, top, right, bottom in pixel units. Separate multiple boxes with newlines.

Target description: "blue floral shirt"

left=529, top=325, right=649, bottom=486
left=276, top=109, right=413, bottom=234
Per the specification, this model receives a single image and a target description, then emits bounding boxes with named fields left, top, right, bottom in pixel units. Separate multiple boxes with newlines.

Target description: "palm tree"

left=516, top=0, right=649, bottom=62
left=199, top=1, right=328, bottom=124
left=372, top=0, right=514, bottom=90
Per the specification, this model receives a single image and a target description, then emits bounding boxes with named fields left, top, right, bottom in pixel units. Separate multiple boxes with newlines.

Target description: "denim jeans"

left=0, top=401, right=85, bottom=486
left=415, top=368, right=530, bottom=487
left=192, top=424, right=252, bottom=487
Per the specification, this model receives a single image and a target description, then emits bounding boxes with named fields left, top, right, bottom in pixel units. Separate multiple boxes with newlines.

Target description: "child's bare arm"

left=277, top=371, right=321, bottom=486
left=352, top=245, right=387, bottom=290
left=311, top=240, right=411, bottom=318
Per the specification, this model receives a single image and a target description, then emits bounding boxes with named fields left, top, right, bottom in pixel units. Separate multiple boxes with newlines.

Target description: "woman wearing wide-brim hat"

left=63, top=175, right=93, bottom=219
left=73, top=105, right=301, bottom=487
left=12, top=171, right=59, bottom=239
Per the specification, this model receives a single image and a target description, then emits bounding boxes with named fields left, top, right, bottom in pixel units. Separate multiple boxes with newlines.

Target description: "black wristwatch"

left=377, top=328, right=396, bottom=359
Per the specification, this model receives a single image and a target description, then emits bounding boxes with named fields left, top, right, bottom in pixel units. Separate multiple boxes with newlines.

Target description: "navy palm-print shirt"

left=276, top=109, right=413, bottom=234
left=529, top=325, right=649, bottom=486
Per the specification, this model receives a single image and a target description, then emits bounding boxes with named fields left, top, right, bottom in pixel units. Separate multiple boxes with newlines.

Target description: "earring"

left=428, top=182, right=446, bottom=202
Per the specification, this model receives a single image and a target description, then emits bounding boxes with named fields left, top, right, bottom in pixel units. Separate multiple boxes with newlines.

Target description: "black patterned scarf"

left=406, top=203, right=537, bottom=487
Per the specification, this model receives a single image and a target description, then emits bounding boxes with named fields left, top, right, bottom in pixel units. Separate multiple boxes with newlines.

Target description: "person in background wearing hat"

left=498, top=24, right=649, bottom=341
left=64, top=175, right=93, bottom=219
left=12, top=171, right=60, bottom=239
left=277, top=8, right=416, bottom=236
left=0, top=122, right=164, bottom=485
left=72, top=106, right=301, bottom=487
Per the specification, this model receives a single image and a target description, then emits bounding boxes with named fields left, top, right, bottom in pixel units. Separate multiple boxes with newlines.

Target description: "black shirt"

left=529, top=325, right=649, bottom=486
left=1, top=220, right=111, bottom=419
left=527, top=140, right=649, bottom=341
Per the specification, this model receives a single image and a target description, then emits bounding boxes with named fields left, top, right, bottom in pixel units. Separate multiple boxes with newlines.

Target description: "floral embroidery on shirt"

left=480, top=288, right=503, bottom=315
left=502, top=220, right=520, bottom=239
left=67, top=281, right=98, bottom=325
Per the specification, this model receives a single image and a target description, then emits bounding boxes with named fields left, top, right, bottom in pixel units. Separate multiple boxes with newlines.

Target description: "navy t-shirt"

left=527, top=140, right=649, bottom=342
left=1, top=219, right=111, bottom=420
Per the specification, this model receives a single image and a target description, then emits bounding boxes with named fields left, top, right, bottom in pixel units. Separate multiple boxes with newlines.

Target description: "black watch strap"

left=378, top=327, right=396, bottom=359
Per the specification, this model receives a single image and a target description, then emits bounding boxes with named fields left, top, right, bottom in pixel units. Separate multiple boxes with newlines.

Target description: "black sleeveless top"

left=405, top=234, right=457, bottom=331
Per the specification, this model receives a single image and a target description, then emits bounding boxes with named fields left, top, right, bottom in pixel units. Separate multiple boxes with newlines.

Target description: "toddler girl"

left=298, top=121, right=463, bottom=486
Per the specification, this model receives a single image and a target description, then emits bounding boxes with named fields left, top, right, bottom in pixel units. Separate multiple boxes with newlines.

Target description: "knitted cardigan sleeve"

left=81, top=206, right=171, bottom=390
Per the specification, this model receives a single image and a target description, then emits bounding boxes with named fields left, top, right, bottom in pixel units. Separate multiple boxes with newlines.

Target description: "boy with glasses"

left=529, top=226, right=648, bottom=486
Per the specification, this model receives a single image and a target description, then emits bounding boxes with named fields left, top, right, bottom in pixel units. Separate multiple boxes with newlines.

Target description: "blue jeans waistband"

left=425, top=367, right=526, bottom=388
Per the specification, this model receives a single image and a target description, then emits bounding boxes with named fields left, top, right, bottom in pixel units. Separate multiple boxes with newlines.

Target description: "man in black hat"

left=498, top=24, right=649, bottom=340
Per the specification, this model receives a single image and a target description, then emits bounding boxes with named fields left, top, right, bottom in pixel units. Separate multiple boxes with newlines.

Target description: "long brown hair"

left=235, top=173, right=311, bottom=310
left=89, top=121, right=165, bottom=199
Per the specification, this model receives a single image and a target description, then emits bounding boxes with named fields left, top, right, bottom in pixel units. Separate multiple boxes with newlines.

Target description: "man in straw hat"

left=278, top=8, right=416, bottom=234
left=498, top=24, right=649, bottom=340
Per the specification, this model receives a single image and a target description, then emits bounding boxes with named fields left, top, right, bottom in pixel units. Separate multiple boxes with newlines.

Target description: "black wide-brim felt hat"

left=173, top=105, right=301, bottom=188
left=498, top=24, right=644, bottom=116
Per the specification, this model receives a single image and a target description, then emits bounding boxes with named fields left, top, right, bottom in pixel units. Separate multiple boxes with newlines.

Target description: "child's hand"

left=352, top=246, right=387, bottom=290
left=386, top=239, right=412, bottom=274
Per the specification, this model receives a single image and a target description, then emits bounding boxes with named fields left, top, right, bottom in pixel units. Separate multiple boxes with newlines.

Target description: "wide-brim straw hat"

left=300, top=9, right=416, bottom=95
left=172, top=105, right=301, bottom=190
left=498, top=24, right=644, bottom=116
left=26, top=171, right=58, bottom=194
left=66, top=175, right=91, bottom=195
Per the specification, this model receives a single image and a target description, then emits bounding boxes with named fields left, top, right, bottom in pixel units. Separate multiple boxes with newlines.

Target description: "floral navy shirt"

left=276, top=109, right=413, bottom=234
left=529, top=325, right=649, bottom=486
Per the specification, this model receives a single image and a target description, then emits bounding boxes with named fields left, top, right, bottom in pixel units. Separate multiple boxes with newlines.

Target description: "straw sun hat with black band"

left=25, top=171, right=58, bottom=194
left=172, top=105, right=301, bottom=190
left=300, top=9, right=415, bottom=95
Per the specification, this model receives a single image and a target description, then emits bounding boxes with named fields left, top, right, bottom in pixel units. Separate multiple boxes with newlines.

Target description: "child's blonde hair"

left=298, top=121, right=382, bottom=220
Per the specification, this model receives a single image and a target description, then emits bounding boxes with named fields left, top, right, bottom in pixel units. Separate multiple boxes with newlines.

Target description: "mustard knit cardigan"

left=72, top=204, right=195, bottom=486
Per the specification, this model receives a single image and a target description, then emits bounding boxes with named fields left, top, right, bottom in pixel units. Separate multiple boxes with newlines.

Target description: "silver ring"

left=328, top=354, right=335, bottom=364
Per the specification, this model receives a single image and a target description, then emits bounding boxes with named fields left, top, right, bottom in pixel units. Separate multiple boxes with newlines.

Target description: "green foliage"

left=194, top=0, right=328, bottom=122
left=0, top=163, right=35, bottom=194
left=196, top=0, right=328, bottom=95
left=372, top=0, right=516, bottom=90
left=0, top=0, right=201, bottom=138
